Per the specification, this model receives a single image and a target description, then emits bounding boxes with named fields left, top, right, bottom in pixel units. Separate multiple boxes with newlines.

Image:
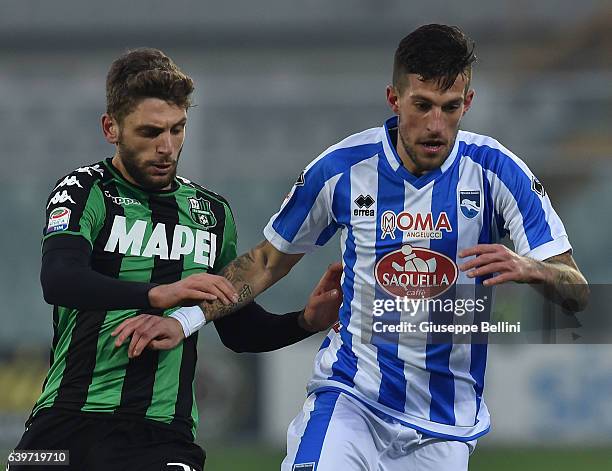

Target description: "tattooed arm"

left=459, top=246, right=589, bottom=312
left=200, top=240, right=304, bottom=322
left=530, top=251, right=590, bottom=312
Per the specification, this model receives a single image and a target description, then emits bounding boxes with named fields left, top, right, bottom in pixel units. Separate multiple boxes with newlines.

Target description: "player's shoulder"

left=303, top=125, right=383, bottom=180
left=457, top=130, right=532, bottom=176
left=319, top=126, right=382, bottom=161
left=177, top=176, right=233, bottom=212
left=46, top=161, right=108, bottom=206
left=51, top=161, right=108, bottom=188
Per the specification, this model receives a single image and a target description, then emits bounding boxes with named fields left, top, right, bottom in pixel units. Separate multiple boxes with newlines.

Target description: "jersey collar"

left=380, top=116, right=460, bottom=189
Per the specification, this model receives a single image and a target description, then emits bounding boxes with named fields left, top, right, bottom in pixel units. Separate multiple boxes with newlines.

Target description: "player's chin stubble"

left=398, top=130, right=449, bottom=175
left=118, top=142, right=177, bottom=191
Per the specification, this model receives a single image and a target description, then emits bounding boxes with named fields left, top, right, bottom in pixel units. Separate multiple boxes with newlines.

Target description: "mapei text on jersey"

left=103, top=215, right=217, bottom=266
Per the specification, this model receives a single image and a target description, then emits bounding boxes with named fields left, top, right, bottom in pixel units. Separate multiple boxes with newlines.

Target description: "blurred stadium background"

left=1, top=0, right=611, bottom=469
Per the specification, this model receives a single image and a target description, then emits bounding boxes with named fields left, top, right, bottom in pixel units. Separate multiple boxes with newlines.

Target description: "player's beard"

left=117, top=141, right=180, bottom=191
left=398, top=128, right=454, bottom=176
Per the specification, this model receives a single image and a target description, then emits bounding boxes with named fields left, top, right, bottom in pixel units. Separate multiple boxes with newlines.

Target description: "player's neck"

left=392, top=132, right=431, bottom=177
left=396, top=145, right=429, bottom=177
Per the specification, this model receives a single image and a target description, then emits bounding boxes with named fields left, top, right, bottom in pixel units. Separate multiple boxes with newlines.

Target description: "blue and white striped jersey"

left=264, top=116, right=571, bottom=441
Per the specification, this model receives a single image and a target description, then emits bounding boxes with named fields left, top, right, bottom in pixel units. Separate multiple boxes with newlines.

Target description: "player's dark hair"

left=393, top=24, right=476, bottom=92
left=106, top=48, right=194, bottom=123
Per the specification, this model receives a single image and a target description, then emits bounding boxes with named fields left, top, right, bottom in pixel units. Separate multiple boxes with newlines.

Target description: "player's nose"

left=426, top=107, right=444, bottom=133
left=156, top=132, right=174, bottom=156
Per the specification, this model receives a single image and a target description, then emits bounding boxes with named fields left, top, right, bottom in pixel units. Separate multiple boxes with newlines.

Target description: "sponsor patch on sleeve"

left=47, top=207, right=71, bottom=233
left=293, top=464, right=315, bottom=471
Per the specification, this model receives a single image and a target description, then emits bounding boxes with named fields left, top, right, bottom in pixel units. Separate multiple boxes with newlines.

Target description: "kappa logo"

left=531, top=176, right=545, bottom=197
left=75, top=164, right=104, bottom=177
left=459, top=190, right=481, bottom=219
left=293, top=463, right=315, bottom=471
left=353, top=194, right=375, bottom=217
left=380, top=210, right=452, bottom=240
left=54, top=175, right=83, bottom=190
left=295, top=170, right=305, bottom=187
left=375, top=244, right=458, bottom=299
left=47, top=190, right=76, bottom=209
left=188, top=197, right=217, bottom=229
left=47, top=207, right=71, bottom=233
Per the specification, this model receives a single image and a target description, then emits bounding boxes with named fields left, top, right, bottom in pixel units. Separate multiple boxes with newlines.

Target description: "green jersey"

left=34, top=158, right=237, bottom=438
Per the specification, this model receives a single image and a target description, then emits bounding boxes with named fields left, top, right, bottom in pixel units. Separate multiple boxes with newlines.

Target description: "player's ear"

left=101, top=113, right=119, bottom=144
left=386, top=85, right=401, bottom=114
left=462, top=89, right=475, bottom=116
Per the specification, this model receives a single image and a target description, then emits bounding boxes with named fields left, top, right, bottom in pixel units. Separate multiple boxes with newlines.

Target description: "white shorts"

left=282, top=391, right=476, bottom=471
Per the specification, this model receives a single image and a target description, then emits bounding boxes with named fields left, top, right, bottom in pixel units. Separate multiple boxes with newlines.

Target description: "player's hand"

left=111, top=314, right=185, bottom=358
left=459, top=244, right=539, bottom=286
left=148, top=273, right=239, bottom=310
left=299, top=262, right=343, bottom=332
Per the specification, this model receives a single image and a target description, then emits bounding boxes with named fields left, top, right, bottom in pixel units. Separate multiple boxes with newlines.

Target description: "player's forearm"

left=531, top=256, right=589, bottom=312
left=42, top=252, right=155, bottom=310
left=199, top=241, right=298, bottom=322
left=41, top=237, right=156, bottom=310
left=213, top=303, right=314, bottom=353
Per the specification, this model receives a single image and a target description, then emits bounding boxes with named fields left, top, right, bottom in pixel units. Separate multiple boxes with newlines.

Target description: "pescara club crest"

left=187, top=197, right=217, bottom=229
left=459, top=190, right=481, bottom=219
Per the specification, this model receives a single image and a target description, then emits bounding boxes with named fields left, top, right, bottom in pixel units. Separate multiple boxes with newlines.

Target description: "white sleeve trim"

left=525, top=235, right=572, bottom=261
left=263, top=224, right=313, bottom=254
left=170, top=305, right=207, bottom=337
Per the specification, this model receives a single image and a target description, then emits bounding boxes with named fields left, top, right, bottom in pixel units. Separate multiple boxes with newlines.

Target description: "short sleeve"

left=486, top=147, right=571, bottom=261
left=264, top=162, right=340, bottom=255
left=43, top=170, right=106, bottom=247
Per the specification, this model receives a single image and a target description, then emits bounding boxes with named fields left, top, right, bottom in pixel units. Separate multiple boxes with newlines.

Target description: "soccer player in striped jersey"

left=189, top=25, right=589, bottom=470
left=11, top=48, right=342, bottom=471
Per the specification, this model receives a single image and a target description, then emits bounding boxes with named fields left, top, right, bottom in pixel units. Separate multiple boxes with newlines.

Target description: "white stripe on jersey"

left=399, top=180, right=434, bottom=421
left=348, top=155, right=384, bottom=400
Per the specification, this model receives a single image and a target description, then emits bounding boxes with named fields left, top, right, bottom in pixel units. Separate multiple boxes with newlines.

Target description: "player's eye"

left=171, top=125, right=185, bottom=135
left=139, top=128, right=162, bottom=138
left=443, top=104, right=461, bottom=112
left=414, top=102, right=431, bottom=112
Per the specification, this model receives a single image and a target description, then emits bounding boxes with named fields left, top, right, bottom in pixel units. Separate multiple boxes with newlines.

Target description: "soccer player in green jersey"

left=10, top=49, right=341, bottom=471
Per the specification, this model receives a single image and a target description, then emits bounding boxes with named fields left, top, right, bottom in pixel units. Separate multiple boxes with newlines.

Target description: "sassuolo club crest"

left=187, top=197, right=217, bottom=229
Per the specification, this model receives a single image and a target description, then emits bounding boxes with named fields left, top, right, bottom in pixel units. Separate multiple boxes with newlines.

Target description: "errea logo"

left=353, top=194, right=375, bottom=217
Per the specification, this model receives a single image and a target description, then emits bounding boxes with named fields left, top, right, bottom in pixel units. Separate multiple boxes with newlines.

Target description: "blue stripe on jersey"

left=272, top=143, right=381, bottom=243
left=374, top=156, right=407, bottom=412
left=328, top=170, right=359, bottom=388
left=315, top=221, right=340, bottom=246
left=426, top=150, right=461, bottom=426
left=470, top=167, right=493, bottom=420
left=463, top=144, right=553, bottom=250
left=319, top=336, right=331, bottom=352
left=293, top=392, right=340, bottom=465
left=495, top=212, right=507, bottom=239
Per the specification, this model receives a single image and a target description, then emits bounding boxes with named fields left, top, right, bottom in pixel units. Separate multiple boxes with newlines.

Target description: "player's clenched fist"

left=147, top=273, right=239, bottom=309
